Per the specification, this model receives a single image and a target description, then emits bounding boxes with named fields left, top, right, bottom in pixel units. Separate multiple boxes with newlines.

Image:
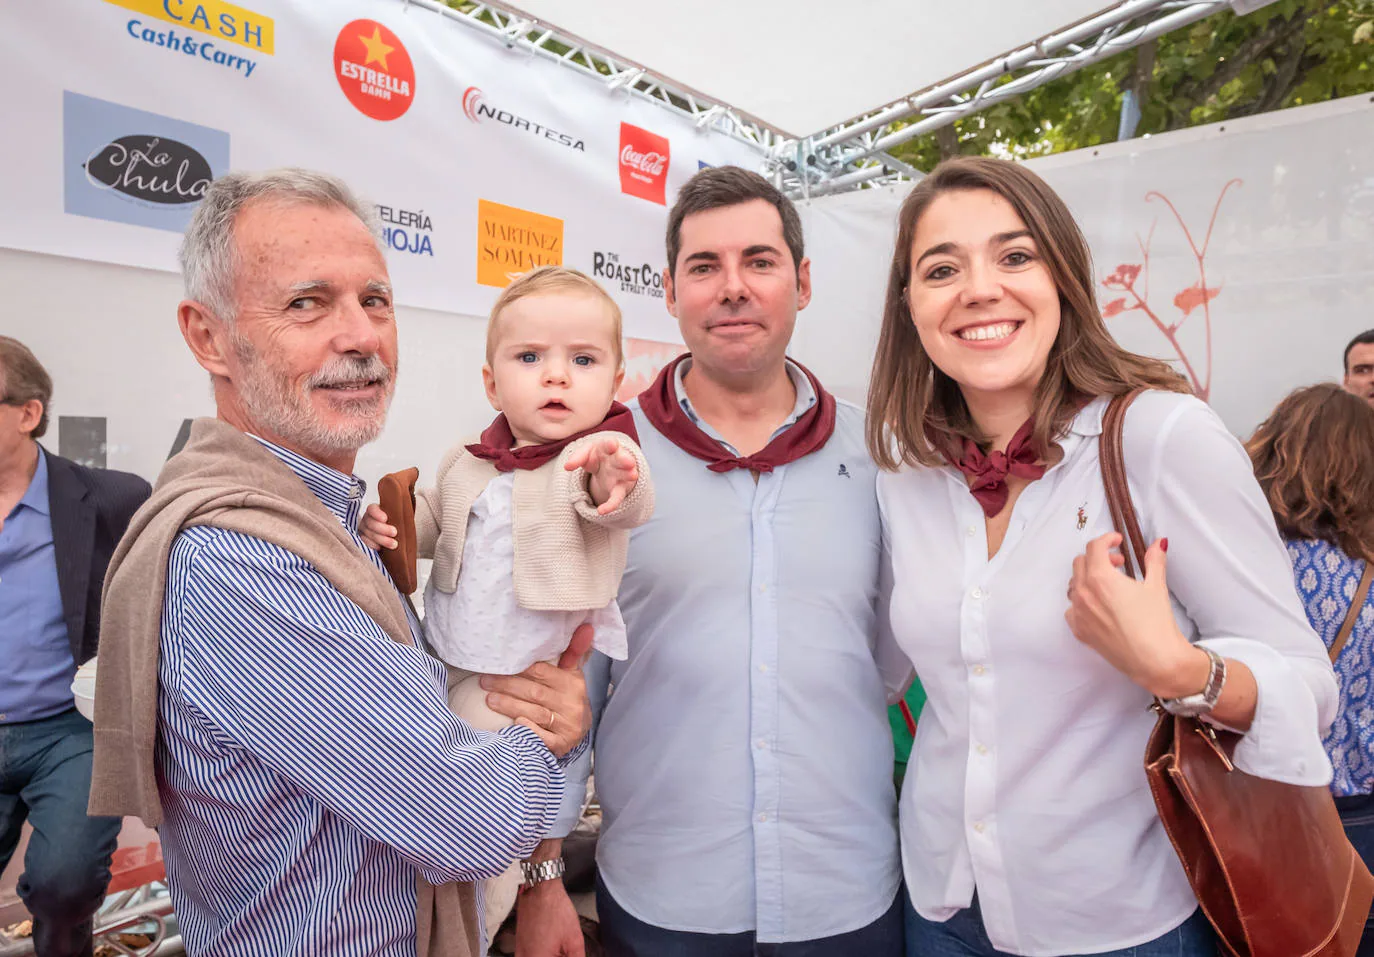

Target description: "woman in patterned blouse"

left=1248, top=381, right=1374, bottom=953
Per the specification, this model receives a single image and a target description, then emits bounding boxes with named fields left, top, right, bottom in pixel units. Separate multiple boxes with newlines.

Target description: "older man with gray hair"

left=90, top=168, right=592, bottom=956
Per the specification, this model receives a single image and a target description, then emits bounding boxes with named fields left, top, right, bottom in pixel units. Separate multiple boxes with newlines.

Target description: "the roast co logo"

left=461, top=86, right=585, bottom=152
left=377, top=203, right=434, bottom=257
left=107, top=0, right=274, bottom=78
left=477, top=200, right=563, bottom=288
left=63, top=91, right=229, bottom=232
left=334, top=19, right=415, bottom=121
left=592, top=251, right=664, bottom=300
left=619, top=122, right=670, bottom=205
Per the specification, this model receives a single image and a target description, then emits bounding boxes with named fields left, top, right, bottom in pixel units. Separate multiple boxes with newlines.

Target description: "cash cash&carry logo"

left=377, top=203, right=435, bottom=257
left=107, top=0, right=274, bottom=78
left=462, top=87, right=585, bottom=152
left=477, top=200, right=563, bottom=288
left=63, top=91, right=230, bottom=233
left=619, top=123, right=670, bottom=205
left=334, top=19, right=415, bottom=121
left=591, top=251, right=664, bottom=300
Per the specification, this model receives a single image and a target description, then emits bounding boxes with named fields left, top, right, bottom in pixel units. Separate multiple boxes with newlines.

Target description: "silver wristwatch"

left=519, top=857, right=566, bottom=888
left=1160, top=647, right=1226, bottom=718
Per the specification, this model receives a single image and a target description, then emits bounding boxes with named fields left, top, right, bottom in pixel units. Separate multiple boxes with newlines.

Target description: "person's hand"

left=565, top=437, right=638, bottom=514
left=515, top=875, right=585, bottom=957
left=359, top=503, right=398, bottom=551
left=1065, top=533, right=1208, bottom=699
left=482, top=624, right=594, bottom=756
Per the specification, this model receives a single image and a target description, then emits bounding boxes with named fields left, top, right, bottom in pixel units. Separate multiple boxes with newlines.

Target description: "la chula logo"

left=334, top=19, right=415, bottom=121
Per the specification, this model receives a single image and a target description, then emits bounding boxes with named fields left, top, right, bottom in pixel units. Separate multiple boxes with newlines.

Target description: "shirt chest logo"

left=837, top=463, right=851, bottom=478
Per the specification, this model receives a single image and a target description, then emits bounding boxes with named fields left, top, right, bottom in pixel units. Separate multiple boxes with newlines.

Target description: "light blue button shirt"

left=0, top=450, right=77, bottom=723
left=559, top=359, right=902, bottom=942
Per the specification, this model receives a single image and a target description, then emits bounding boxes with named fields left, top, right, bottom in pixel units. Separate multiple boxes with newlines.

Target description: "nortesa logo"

left=334, top=19, right=415, bottom=121
left=462, top=86, right=585, bottom=152
left=63, top=91, right=230, bottom=233
left=619, top=122, right=669, bottom=205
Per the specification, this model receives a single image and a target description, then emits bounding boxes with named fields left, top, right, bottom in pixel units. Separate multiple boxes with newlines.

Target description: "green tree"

left=887, top=0, right=1374, bottom=171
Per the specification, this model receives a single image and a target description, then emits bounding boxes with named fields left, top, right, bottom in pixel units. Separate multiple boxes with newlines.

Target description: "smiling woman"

left=866, top=156, right=1186, bottom=471
left=867, top=157, right=1342, bottom=957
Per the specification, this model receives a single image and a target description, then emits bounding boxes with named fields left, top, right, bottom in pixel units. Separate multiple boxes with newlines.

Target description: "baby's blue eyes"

left=515, top=353, right=596, bottom=366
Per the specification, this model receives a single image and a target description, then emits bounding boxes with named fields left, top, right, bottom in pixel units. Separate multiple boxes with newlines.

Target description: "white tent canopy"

left=506, top=0, right=1124, bottom=137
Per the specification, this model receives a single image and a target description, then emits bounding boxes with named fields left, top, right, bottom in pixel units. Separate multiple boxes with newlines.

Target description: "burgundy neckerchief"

left=944, top=418, right=1046, bottom=518
left=465, top=402, right=638, bottom=473
left=638, top=354, right=837, bottom=474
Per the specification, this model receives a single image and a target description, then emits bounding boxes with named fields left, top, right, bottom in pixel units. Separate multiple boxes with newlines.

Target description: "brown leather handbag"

left=1100, top=389, right=1374, bottom=957
left=376, top=466, right=420, bottom=595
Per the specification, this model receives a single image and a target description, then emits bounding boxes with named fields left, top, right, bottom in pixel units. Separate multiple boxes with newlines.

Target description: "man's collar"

left=248, top=435, right=366, bottom=522
left=673, top=357, right=817, bottom=429
left=11, top=444, right=51, bottom=517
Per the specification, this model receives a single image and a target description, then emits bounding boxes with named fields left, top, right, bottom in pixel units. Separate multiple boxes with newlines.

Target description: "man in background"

left=0, top=336, right=150, bottom=957
left=1344, top=329, right=1374, bottom=408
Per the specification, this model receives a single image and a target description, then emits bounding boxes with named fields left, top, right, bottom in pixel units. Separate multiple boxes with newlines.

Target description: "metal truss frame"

left=400, top=0, right=786, bottom=155
left=775, top=0, right=1240, bottom=198
left=402, top=0, right=1273, bottom=199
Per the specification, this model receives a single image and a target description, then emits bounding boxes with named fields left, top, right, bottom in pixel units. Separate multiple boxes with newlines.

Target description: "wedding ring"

left=543, top=708, right=558, bottom=730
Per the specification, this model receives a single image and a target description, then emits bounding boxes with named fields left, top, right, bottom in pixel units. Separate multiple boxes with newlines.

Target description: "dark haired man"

left=0, top=336, right=149, bottom=956
left=1344, top=329, right=1374, bottom=408
left=515, top=167, right=910, bottom=957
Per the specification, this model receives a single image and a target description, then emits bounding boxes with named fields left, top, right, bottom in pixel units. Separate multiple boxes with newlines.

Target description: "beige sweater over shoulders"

left=416, top=430, right=653, bottom=610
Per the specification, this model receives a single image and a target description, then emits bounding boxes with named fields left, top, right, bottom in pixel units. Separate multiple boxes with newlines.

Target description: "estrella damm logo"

left=334, top=19, right=415, bottom=122
left=105, top=0, right=274, bottom=53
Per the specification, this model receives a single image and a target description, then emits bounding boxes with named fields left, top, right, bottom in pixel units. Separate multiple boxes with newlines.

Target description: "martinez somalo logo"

left=619, top=122, right=670, bottom=205
left=106, top=0, right=274, bottom=78
left=477, top=200, right=563, bottom=289
left=63, top=90, right=230, bottom=233
left=591, top=251, right=664, bottom=300
left=377, top=203, right=435, bottom=258
left=461, top=86, right=585, bottom=152
left=334, top=19, right=415, bottom=121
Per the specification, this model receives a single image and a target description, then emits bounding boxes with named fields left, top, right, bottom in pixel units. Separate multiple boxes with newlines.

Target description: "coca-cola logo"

left=84, top=135, right=213, bottom=205
left=618, top=122, right=670, bottom=205
left=619, top=144, right=667, bottom=177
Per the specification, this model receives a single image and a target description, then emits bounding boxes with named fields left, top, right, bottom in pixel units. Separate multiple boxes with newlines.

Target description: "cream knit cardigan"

left=417, top=430, right=653, bottom=609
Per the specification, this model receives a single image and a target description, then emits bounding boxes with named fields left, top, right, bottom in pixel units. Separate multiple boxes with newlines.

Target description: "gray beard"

left=230, top=334, right=394, bottom=458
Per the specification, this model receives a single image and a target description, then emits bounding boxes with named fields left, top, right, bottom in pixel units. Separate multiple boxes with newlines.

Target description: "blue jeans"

left=0, top=709, right=121, bottom=957
left=904, top=892, right=1216, bottom=957
left=597, top=875, right=904, bottom=956
left=1336, top=793, right=1374, bottom=957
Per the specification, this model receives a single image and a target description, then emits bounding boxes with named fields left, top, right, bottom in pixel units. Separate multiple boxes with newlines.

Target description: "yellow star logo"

left=357, top=25, right=395, bottom=71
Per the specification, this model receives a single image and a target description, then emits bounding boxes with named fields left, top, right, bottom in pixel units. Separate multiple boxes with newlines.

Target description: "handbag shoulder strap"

left=1099, top=389, right=1150, bottom=578
left=1329, top=560, right=1374, bottom=663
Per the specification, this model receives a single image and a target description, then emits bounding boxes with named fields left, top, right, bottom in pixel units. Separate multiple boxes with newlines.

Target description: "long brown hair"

left=865, top=157, right=1188, bottom=470
left=1246, top=383, right=1374, bottom=560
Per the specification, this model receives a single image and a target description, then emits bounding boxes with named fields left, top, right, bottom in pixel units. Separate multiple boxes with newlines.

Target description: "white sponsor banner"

left=795, top=94, right=1374, bottom=433
left=0, top=0, right=760, bottom=343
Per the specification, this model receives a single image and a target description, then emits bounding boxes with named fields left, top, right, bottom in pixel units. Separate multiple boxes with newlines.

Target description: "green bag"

left=887, top=679, right=927, bottom=788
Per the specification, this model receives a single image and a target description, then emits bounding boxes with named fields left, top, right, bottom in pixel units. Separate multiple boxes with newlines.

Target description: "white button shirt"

left=879, top=391, right=1338, bottom=957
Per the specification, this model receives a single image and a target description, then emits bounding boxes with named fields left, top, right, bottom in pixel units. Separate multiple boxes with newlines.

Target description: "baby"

left=364, top=265, right=653, bottom=733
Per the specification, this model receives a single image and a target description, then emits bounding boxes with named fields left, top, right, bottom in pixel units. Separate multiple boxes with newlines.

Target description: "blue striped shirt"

left=156, top=437, right=575, bottom=955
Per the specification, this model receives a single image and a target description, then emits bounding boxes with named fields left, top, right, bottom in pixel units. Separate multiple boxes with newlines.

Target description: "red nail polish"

left=1161, top=538, right=1169, bottom=553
